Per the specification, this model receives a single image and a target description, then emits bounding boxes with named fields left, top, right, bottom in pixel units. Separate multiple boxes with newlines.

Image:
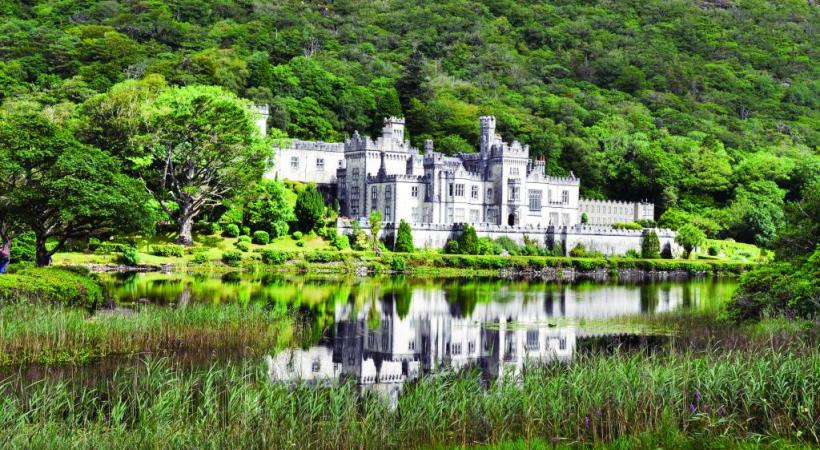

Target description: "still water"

left=97, top=273, right=737, bottom=399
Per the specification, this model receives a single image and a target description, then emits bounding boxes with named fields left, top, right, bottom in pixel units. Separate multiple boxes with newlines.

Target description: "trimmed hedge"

left=150, top=245, right=184, bottom=257
left=0, top=268, right=103, bottom=307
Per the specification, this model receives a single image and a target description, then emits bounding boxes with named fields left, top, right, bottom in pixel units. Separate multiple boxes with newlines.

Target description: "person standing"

left=0, top=237, right=10, bottom=274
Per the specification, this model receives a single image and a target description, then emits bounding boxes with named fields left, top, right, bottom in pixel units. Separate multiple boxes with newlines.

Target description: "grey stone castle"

left=268, top=116, right=678, bottom=255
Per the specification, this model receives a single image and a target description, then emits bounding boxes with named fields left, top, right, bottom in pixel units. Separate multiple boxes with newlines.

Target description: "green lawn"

left=52, top=231, right=332, bottom=267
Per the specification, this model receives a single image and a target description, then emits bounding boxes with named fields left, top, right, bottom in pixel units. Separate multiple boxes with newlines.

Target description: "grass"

left=0, top=343, right=815, bottom=449
left=0, top=303, right=296, bottom=365
left=698, top=239, right=768, bottom=263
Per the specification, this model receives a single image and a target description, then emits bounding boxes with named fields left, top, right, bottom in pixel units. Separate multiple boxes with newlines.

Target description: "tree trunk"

left=177, top=212, right=195, bottom=246
left=35, top=236, right=50, bottom=267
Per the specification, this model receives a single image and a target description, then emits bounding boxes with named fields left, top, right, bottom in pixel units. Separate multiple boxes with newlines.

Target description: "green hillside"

left=1, top=0, right=818, bottom=244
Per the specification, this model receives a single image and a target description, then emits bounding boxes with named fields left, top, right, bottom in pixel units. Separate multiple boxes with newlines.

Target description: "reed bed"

left=0, top=303, right=293, bottom=364
left=0, top=346, right=816, bottom=449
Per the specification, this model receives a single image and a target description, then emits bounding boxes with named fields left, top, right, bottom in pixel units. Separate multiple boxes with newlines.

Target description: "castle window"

left=526, top=330, right=539, bottom=350
left=447, top=207, right=454, bottom=224
left=452, top=343, right=462, bottom=355
left=469, top=209, right=480, bottom=223
left=290, top=157, right=299, bottom=168
left=411, top=186, right=419, bottom=197
left=412, top=207, right=420, bottom=222
left=316, top=158, right=324, bottom=170
left=559, top=337, right=567, bottom=350
left=468, top=341, right=476, bottom=354
left=508, top=186, right=519, bottom=202
left=409, top=340, right=415, bottom=351
left=487, top=188, right=493, bottom=201
left=528, top=190, right=542, bottom=212
left=562, top=213, right=569, bottom=225
left=455, top=184, right=465, bottom=197
left=510, top=167, right=519, bottom=176
left=454, top=208, right=465, bottom=222
left=351, top=168, right=360, bottom=181
left=486, top=207, right=497, bottom=224
left=562, top=190, right=569, bottom=204
left=449, top=183, right=454, bottom=197
left=371, top=187, right=378, bottom=208
left=471, top=186, right=479, bottom=199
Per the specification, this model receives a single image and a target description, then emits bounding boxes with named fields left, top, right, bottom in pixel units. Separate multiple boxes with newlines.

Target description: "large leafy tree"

left=139, top=85, right=270, bottom=245
left=0, top=112, right=155, bottom=266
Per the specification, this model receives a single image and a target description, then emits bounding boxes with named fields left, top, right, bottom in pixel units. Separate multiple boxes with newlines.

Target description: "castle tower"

left=254, top=104, right=270, bottom=137
left=479, top=116, right=496, bottom=157
left=381, top=117, right=406, bottom=151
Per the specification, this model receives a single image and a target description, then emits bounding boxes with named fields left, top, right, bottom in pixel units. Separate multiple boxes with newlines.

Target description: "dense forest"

left=0, top=0, right=818, bottom=246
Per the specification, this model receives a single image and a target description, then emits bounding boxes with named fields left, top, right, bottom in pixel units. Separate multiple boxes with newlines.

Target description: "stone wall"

left=337, top=219, right=680, bottom=257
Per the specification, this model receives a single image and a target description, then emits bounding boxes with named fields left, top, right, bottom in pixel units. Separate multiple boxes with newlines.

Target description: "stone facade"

left=266, top=115, right=674, bottom=254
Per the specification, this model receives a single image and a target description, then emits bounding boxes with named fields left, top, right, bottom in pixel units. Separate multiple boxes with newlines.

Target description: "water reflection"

left=266, top=279, right=731, bottom=403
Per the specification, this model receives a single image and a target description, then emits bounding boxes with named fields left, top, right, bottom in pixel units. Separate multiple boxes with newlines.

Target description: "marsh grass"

left=0, top=343, right=816, bottom=449
left=0, top=303, right=293, bottom=365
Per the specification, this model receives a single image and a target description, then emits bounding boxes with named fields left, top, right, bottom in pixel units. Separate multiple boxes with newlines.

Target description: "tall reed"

left=0, top=345, right=815, bottom=449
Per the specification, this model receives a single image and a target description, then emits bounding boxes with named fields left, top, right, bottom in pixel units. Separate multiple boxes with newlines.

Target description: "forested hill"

left=1, top=0, right=818, bottom=244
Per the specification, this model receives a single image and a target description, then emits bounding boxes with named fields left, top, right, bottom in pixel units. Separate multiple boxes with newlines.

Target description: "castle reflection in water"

left=267, top=282, right=703, bottom=401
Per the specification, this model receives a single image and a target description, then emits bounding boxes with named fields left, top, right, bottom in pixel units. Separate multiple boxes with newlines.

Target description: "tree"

left=641, top=230, right=661, bottom=259
left=580, top=212, right=589, bottom=224
left=140, top=85, right=269, bottom=245
left=394, top=220, right=414, bottom=253
left=244, top=179, right=295, bottom=237
left=0, top=112, right=155, bottom=266
left=458, top=224, right=479, bottom=255
left=294, top=184, right=325, bottom=232
left=675, top=224, right=706, bottom=259
left=368, top=210, right=383, bottom=250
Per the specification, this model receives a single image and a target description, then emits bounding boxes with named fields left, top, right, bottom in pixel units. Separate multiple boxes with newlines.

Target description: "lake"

left=85, top=273, right=737, bottom=397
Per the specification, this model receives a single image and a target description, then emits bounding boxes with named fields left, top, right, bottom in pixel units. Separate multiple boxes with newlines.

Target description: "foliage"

left=458, top=225, right=479, bottom=255
left=221, top=250, right=242, bottom=266
left=568, top=244, right=587, bottom=258
left=223, top=224, right=240, bottom=238
left=394, top=220, right=414, bottom=253
left=261, top=249, right=291, bottom=265
left=0, top=268, right=102, bottom=307
left=727, top=251, right=819, bottom=321
left=149, top=245, right=184, bottom=258
left=612, top=222, right=643, bottom=230
left=368, top=211, right=383, bottom=249
left=292, top=231, right=303, bottom=240
left=294, top=185, right=325, bottom=232
left=133, top=84, right=268, bottom=245
left=0, top=111, right=155, bottom=265
left=332, top=233, right=350, bottom=251
left=252, top=230, right=270, bottom=245
left=118, top=246, right=140, bottom=266
left=580, top=212, right=588, bottom=224
left=675, top=224, right=707, bottom=258
left=243, top=180, right=296, bottom=237
left=641, top=230, right=661, bottom=259
left=235, top=241, right=251, bottom=252
left=10, top=232, right=35, bottom=262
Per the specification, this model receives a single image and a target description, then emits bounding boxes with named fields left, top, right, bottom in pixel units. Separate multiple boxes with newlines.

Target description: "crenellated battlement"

left=274, top=139, right=345, bottom=153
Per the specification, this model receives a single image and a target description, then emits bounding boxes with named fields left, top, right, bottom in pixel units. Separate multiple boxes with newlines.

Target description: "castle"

left=269, top=116, right=677, bottom=255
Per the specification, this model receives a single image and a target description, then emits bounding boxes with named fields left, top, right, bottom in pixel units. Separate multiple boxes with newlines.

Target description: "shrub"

left=305, top=251, right=342, bottom=263
left=94, top=242, right=130, bottom=254
left=383, top=254, right=407, bottom=271
left=11, top=231, right=36, bottom=262
left=641, top=230, right=661, bottom=259
left=118, top=246, right=140, bottom=266
left=238, top=235, right=251, bottom=243
left=458, top=225, right=479, bottom=255
left=294, top=184, right=325, bottom=231
left=394, top=220, right=414, bottom=253
left=150, top=244, right=184, bottom=257
left=613, top=222, right=643, bottom=230
left=235, top=241, right=251, bottom=252
left=241, top=226, right=251, bottom=236
left=675, top=224, right=706, bottom=259
left=252, top=231, right=270, bottom=245
left=495, top=237, right=520, bottom=255
left=292, top=231, right=303, bottom=240
left=209, top=222, right=223, bottom=235
left=272, top=220, right=289, bottom=239
left=353, top=231, right=370, bottom=251
left=580, top=212, right=588, bottom=224
left=569, top=244, right=587, bottom=258
left=261, top=249, right=289, bottom=265
left=223, top=224, right=240, bottom=237
left=192, top=253, right=210, bottom=264
left=444, top=239, right=460, bottom=254
left=332, top=233, right=350, bottom=251
left=221, top=250, right=242, bottom=266
left=624, top=249, right=640, bottom=258
left=708, top=244, right=720, bottom=256
left=295, top=239, right=305, bottom=247
left=476, top=237, right=500, bottom=255
left=0, top=268, right=103, bottom=307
